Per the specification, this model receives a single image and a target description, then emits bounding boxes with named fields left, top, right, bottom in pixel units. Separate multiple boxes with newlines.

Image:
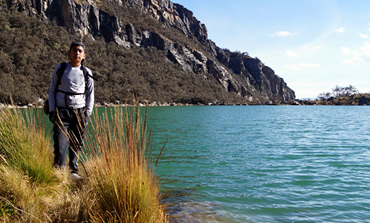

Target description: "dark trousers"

left=53, top=107, right=87, bottom=173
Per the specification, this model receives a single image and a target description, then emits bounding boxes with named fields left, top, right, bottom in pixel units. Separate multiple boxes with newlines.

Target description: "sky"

left=172, top=0, right=370, bottom=99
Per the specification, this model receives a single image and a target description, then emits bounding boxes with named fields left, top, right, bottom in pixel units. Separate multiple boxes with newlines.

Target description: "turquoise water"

left=145, top=106, right=370, bottom=222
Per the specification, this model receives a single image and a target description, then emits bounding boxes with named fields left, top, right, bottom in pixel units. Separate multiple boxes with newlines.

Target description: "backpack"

left=43, top=62, right=96, bottom=115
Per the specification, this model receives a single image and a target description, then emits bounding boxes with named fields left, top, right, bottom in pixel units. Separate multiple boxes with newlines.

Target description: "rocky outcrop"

left=2, top=0, right=295, bottom=103
left=215, top=48, right=295, bottom=103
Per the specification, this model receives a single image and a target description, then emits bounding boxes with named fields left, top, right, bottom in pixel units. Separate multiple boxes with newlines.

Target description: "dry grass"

left=83, top=105, right=167, bottom=222
left=0, top=108, right=66, bottom=222
left=0, top=104, right=168, bottom=222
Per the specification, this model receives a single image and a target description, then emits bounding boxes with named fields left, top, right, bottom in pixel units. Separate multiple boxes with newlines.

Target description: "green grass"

left=0, top=105, right=168, bottom=222
left=0, top=108, right=61, bottom=222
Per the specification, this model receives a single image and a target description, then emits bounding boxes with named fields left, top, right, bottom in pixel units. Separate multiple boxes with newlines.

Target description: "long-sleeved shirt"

left=48, top=62, right=94, bottom=116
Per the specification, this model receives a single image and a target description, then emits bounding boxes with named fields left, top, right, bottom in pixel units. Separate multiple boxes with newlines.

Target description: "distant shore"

left=2, top=93, right=369, bottom=109
left=295, top=93, right=370, bottom=106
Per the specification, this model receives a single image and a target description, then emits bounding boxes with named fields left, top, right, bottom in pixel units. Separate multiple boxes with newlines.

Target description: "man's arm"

left=85, top=68, right=94, bottom=116
left=48, top=64, right=61, bottom=113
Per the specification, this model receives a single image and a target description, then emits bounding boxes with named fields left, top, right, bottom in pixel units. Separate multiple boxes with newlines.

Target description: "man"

left=48, top=41, right=94, bottom=180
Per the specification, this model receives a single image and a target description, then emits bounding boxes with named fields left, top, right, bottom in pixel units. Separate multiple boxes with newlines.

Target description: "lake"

left=143, top=106, right=370, bottom=222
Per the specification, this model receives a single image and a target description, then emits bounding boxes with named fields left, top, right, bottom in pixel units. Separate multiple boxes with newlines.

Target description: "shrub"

left=83, top=104, right=168, bottom=222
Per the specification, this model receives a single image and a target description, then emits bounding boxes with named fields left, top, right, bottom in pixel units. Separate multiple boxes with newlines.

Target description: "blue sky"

left=173, top=0, right=370, bottom=99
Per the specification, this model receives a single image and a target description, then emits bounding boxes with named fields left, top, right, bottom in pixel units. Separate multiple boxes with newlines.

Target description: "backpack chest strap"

left=57, top=89, right=85, bottom=95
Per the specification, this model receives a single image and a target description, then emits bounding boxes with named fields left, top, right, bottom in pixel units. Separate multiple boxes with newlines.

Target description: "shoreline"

left=1, top=101, right=369, bottom=110
left=2, top=93, right=370, bottom=109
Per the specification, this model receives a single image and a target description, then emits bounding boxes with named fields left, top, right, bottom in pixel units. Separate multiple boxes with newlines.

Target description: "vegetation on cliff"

left=0, top=8, right=246, bottom=106
left=0, top=0, right=296, bottom=105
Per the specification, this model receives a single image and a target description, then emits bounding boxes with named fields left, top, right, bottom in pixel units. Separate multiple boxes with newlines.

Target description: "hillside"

left=0, top=0, right=296, bottom=105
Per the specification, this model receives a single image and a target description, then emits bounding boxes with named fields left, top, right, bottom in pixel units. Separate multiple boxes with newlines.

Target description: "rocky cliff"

left=2, top=0, right=295, bottom=104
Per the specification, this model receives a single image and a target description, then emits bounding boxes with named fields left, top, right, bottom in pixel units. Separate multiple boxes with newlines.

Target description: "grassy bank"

left=0, top=105, right=167, bottom=222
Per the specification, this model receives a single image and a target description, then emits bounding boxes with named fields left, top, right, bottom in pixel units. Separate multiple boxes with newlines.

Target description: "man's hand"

left=49, top=111, right=57, bottom=123
left=84, top=111, right=89, bottom=127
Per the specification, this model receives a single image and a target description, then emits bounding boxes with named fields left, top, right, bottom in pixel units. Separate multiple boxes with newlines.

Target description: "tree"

left=332, top=85, right=359, bottom=97
left=317, top=92, right=332, bottom=100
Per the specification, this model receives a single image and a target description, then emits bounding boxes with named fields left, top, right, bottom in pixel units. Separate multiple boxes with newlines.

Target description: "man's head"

left=69, top=41, right=86, bottom=67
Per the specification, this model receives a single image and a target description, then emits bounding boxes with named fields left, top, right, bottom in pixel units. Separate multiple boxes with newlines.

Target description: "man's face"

left=69, top=46, right=86, bottom=65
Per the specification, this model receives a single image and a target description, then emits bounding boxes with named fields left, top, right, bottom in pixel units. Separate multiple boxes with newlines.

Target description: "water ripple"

left=147, top=106, right=370, bottom=222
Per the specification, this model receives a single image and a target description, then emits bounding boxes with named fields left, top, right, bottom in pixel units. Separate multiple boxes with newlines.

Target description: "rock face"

left=2, top=0, right=295, bottom=103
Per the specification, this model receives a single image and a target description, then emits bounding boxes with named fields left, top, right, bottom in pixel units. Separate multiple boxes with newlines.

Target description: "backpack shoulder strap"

left=81, top=65, right=97, bottom=81
left=81, top=65, right=97, bottom=94
left=56, top=62, right=67, bottom=91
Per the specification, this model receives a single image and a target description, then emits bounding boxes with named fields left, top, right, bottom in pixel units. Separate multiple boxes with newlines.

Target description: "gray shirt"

left=48, top=62, right=94, bottom=116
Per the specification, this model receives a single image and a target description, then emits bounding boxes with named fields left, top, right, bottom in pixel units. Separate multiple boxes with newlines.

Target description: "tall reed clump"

left=0, top=108, right=61, bottom=222
left=83, top=104, right=168, bottom=222
left=0, top=104, right=168, bottom=222
left=0, top=108, right=56, bottom=184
